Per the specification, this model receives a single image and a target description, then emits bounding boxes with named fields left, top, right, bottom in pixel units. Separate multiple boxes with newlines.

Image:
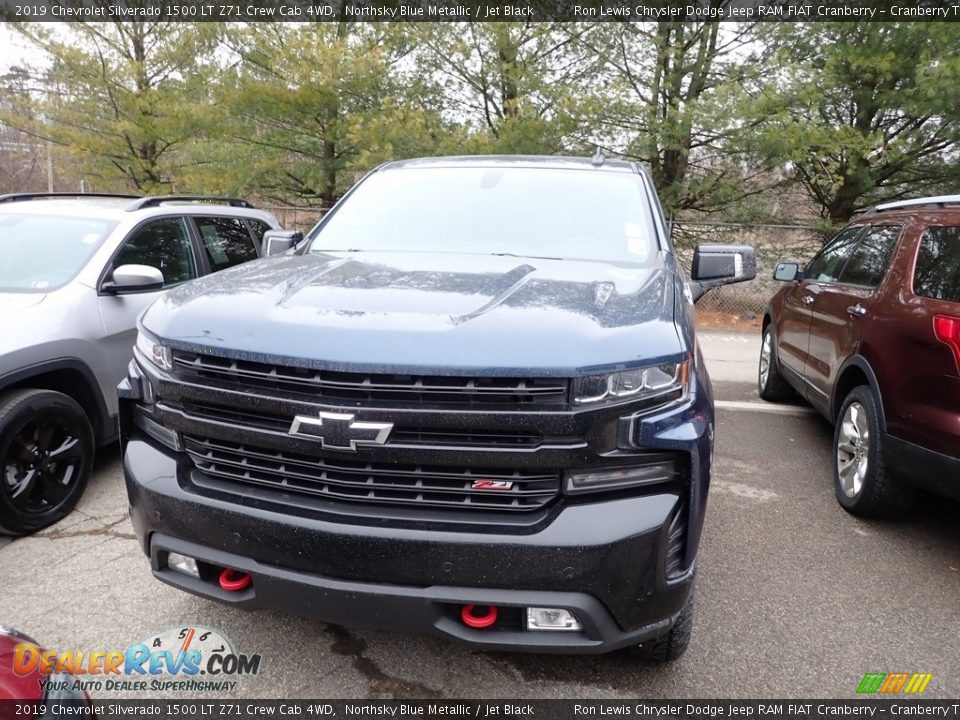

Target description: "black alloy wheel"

left=0, top=389, right=94, bottom=535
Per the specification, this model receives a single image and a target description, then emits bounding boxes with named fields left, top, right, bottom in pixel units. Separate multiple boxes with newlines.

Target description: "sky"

left=0, top=25, right=40, bottom=73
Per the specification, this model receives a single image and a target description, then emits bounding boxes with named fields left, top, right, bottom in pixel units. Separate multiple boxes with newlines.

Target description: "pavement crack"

left=325, top=625, right=444, bottom=699
left=50, top=535, right=116, bottom=569
left=38, top=517, right=135, bottom=541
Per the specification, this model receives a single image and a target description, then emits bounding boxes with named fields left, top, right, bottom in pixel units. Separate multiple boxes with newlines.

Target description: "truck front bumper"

left=125, top=438, right=695, bottom=654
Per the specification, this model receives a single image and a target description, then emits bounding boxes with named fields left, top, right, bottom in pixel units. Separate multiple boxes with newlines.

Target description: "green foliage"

left=4, top=21, right=958, bottom=219
left=587, top=20, right=774, bottom=218
left=755, top=23, right=960, bottom=222
left=412, top=23, right=607, bottom=155
left=0, top=67, right=49, bottom=193
left=5, top=22, right=221, bottom=193
left=203, top=23, right=456, bottom=205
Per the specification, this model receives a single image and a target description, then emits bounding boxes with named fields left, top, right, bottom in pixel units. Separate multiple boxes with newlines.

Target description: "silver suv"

left=0, top=193, right=281, bottom=535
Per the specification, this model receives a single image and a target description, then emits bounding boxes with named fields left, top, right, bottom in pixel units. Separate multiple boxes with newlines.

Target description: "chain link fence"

left=673, top=221, right=828, bottom=332
left=260, top=205, right=329, bottom=233
left=259, top=206, right=829, bottom=333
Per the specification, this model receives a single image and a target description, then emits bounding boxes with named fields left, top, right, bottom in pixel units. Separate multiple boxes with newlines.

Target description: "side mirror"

left=102, top=264, right=164, bottom=294
left=263, top=229, right=303, bottom=256
left=773, top=262, right=801, bottom=282
left=688, top=244, right=757, bottom=303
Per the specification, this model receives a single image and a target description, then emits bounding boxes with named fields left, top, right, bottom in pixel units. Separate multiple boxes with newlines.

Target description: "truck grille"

left=171, top=400, right=546, bottom=449
left=183, top=436, right=561, bottom=512
left=172, top=352, right=568, bottom=407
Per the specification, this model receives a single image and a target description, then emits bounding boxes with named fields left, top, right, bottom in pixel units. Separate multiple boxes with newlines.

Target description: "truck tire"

left=0, top=389, right=94, bottom=536
left=630, top=589, right=695, bottom=663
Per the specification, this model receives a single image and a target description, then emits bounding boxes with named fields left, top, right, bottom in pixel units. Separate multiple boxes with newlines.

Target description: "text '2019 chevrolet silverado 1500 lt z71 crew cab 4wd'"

left=120, top=156, right=755, bottom=660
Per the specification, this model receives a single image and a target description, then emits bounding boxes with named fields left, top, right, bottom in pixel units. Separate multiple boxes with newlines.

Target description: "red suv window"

left=913, top=227, right=960, bottom=303
left=803, top=227, right=862, bottom=282
left=837, top=225, right=901, bottom=288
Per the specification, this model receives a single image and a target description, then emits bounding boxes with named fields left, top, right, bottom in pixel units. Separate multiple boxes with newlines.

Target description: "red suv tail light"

left=933, top=314, right=960, bottom=374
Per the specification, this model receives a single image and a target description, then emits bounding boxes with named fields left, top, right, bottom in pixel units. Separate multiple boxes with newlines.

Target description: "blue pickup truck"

left=119, top=155, right=755, bottom=661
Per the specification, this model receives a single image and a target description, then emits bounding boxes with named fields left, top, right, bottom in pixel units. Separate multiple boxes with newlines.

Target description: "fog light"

left=526, top=607, right=581, bottom=631
left=167, top=552, right=199, bottom=578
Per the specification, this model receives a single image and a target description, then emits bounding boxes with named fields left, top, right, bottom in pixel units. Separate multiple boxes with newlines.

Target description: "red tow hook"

left=460, top=604, right=498, bottom=629
left=218, top=568, right=252, bottom=592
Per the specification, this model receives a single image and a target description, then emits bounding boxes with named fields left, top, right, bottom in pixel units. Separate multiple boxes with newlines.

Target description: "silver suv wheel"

left=759, top=331, right=772, bottom=389
left=832, top=385, right=914, bottom=518
left=757, top=326, right=793, bottom=402
left=836, top=401, right=869, bottom=498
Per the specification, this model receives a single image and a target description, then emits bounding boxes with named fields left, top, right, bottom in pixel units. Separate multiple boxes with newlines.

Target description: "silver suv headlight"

left=572, top=360, right=690, bottom=406
left=135, top=329, right=173, bottom=371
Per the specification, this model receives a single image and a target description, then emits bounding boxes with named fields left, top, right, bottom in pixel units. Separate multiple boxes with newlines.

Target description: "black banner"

left=4, top=700, right=960, bottom=720
left=1, top=0, right=958, bottom=23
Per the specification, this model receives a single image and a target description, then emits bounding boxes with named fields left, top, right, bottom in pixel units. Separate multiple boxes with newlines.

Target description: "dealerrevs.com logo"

left=13, top=626, right=261, bottom=694
left=857, top=673, right=933, bottom=694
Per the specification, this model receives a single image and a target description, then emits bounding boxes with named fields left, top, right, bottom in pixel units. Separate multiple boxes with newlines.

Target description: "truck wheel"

left=630, top=589, right=694, bottom=663
left=0, top=389, right=94, bottom=536
left=758, top=326, right=793, bottom=401
left=833, top=386, right=913, bottom=519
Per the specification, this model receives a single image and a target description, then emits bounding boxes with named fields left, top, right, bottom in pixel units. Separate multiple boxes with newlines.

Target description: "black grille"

left=183, top=436, right=561, bottom=512
left=389, top=428, right=542, bottom=448
left=172, top=352, right=568, bottom=406
left=173, top=401, right=546, bottom=449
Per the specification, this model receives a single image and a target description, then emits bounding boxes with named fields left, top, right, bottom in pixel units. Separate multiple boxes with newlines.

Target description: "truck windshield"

left=308, top=166, right=660, bottom=264
left=0, top=213, right=117, bottom=292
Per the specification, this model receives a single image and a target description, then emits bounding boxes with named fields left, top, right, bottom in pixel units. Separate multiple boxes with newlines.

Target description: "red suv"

left=760, top=196, right=960, bottom=517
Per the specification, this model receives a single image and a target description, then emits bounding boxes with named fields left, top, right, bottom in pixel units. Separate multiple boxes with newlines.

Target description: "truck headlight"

left=135, top=329, right=173, bottom=371
left=566, top=460, right=681, bottom=494
left=572, top=360, right=689, bottom=406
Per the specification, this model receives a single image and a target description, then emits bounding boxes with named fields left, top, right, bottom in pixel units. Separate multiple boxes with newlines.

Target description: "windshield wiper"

left=490, top=252, right=565, bottom=261
left=310, top=249, right=567, bottom=261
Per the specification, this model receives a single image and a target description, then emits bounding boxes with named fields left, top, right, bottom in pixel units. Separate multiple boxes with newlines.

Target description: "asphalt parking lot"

left=1, top=332, right=958, bottom=699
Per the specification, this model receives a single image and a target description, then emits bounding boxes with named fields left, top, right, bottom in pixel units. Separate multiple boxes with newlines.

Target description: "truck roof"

left=383, top=155, right=637, bottom=173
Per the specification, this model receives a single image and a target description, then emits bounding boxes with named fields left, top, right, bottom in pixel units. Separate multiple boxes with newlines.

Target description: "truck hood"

left=142, top=252, right=683, bottom=376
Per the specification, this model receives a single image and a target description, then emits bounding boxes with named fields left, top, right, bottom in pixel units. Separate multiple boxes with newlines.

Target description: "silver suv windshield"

left=307, top=166, right=659, bottom=264
left=0, top=213, right=118, bottom=292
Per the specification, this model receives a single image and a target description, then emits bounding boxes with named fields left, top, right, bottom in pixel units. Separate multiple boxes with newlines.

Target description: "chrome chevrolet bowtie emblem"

left=288, top=411, right=393, bottom=452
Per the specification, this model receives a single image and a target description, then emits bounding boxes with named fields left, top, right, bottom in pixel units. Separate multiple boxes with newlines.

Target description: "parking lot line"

left=715, top=400, right=816, bottom=416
